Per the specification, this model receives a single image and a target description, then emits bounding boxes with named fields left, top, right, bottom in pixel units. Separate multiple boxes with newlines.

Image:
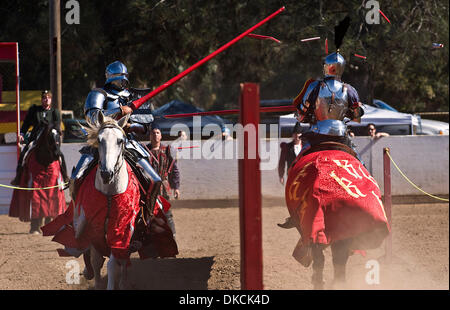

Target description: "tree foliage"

left=0, top=0, right=448, bottom=117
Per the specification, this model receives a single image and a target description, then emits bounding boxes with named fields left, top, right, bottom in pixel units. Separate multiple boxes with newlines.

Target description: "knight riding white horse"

left=42, top=62, right=178, bottom=289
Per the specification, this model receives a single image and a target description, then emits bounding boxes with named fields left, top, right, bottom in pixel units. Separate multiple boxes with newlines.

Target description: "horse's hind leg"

left=82, top=251, right=94, bottom=280
left=331, top=238, right=352, bottom=287
left=311, top=244, right=325, bottom=290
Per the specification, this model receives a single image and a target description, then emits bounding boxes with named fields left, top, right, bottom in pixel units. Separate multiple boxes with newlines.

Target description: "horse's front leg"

left=106, top=254, right=130, bottom=290
left=106, top=254, right=119, bottom=290
left=90, top=246, right=106, bottom=289
left=311, top=244, right=325, bottom=290
left=330, top=238, right=352, bottom=288
left=118, top=259, right=130, bottom=290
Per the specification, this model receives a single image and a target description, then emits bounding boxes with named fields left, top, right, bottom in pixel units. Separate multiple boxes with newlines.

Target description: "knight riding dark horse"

left=9, top=119, right=68, bottom=234
left=284, top=17, right=390, bottom=289
left=11, top=90, right=61, bottom=186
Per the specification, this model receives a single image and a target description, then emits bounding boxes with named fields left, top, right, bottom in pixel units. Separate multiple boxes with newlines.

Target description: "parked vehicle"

left=372, top=99, right=448, bottom=135
left=417, top=118, right=449, bottom=135
left=346, top=104, right=420, bottom=136
left=279, top=104, right=420, bottom=137
left=134, top=100, right=228, bottom=140
left=62, top=119, right=87, bottom=143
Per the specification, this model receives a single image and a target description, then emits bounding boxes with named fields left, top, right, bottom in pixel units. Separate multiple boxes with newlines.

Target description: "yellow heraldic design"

left=288, top=162, right=313, bottom=201
left=333, top=159, right=362, bottom=179
left=298, top=187, right=311, bottom=224
left=358, top=165, right=380, bottom=188
left=329, top=170, right=367, bottom=199
left=371, top=190, right=388, bottom=221
left=332, top=160, right=380, bottom=189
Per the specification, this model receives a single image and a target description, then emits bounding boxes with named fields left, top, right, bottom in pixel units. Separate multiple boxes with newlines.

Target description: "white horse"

left=75, top=112, right=135, bottom=290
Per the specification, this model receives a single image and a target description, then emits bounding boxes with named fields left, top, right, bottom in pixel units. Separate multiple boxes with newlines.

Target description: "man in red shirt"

left=146, top=125, right=180, bottom=239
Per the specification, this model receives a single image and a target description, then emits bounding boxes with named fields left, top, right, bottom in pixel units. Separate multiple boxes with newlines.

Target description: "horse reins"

left=99, top=124, right=126, bottom=177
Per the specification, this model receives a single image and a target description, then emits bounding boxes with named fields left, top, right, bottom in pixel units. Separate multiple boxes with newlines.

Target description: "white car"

left=373, top=99, right=448, bottom=136
left=417, top=118, right=449, bottom=135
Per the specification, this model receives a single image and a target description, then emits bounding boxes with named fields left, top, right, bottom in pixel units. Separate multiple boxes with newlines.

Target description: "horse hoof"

left=119, top=281, right=132, bottom=290
left=94, top=280, right=107, bottom=290
left=29, top=230, right=41, bottom=235
left=83, top=267, right=94, bottom=280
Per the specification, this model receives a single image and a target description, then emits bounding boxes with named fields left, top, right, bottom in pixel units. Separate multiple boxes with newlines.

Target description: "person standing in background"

left=147, top=125, right=180, bottom=240
left=278, top=122, right=303, bottom=185
left=277, top=122, right=303, bottom=229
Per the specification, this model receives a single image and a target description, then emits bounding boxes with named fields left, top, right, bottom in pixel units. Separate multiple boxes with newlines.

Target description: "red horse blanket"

left=42, top=162, right=178, bottom=261
left=42, top=162, right=140, bottom=260
left=285, top=150, right=390, bottom=263
left=9, top=151, right=66, bottom=221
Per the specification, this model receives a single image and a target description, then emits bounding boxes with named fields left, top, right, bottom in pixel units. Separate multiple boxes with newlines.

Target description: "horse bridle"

left=98, top=124, right=126, bottom=177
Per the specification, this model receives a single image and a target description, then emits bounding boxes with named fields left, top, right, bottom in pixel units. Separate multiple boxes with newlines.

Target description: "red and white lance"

left=130, top=6, right=286, bottom=112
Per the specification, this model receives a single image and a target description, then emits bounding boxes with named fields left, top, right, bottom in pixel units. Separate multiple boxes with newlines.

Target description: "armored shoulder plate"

left=294, top=80, right=319, bottom=122
left=302, top=80, right=320, bottom=106
left=84, top=88, right=107, bottom=115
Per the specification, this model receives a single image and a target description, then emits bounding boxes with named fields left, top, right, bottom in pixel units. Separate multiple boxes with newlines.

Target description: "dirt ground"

left=0, top=199, right=448, bottom=290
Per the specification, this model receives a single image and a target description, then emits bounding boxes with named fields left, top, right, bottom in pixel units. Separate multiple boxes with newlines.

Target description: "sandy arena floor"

left=0, top=200, right=448, bottom=290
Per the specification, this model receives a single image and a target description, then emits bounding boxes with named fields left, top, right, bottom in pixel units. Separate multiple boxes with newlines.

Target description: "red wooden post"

left=15, top=43, right=20, bottom=160
left=238, top=83, right=263, bottom=289
left=383, top=147, right=392, bottom=263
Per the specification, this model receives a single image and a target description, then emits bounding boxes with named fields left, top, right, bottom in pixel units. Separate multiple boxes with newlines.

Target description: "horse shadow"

left=124, top=256, right=215, bottom=290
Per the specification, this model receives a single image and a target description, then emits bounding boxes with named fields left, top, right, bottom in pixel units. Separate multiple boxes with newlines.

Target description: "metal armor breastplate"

left=315, top=79, right=349, bottom=121
left=104, top=88, right=131, bottom=111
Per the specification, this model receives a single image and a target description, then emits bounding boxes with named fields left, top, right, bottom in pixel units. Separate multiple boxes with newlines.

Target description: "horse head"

left=85, top=112, right=129, bottom=184
left=34, top=121, right=62, bottom=167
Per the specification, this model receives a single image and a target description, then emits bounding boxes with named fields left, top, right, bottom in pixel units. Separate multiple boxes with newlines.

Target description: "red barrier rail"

left=163, top=105, right=296, bottom=119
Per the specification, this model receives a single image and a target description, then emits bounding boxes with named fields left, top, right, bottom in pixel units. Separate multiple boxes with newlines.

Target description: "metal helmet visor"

left=323, top=52, right=345, bottom=78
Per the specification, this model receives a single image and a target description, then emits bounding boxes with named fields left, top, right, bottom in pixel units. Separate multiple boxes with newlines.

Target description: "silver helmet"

left=323, top=52, right=345, bottom=79
left=105, top=61, right=129, bottom=89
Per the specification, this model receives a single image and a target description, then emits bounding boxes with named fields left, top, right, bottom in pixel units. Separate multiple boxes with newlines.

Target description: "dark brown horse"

left=9, top=122, right=68, bottom=233
left=34, top=121, right=68, bottom=178
left=285, top=143, right=390, bottom=289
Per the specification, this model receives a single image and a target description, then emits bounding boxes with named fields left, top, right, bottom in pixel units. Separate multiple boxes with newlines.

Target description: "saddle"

left=302, top=141, right=358, bottom=158
left=289, top=141, right=359, bottom=173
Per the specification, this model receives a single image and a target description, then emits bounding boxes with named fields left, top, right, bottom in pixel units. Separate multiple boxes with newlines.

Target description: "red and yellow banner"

left=0, top=90, right=41, bottom=134
left=286, top=150, right=390, bottom=254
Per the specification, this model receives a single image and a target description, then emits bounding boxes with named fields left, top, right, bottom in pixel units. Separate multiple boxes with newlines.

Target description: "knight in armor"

left=292, top=16, right=364, bottom=160
left=11, top=90, right=62, bottom=185
left=71, top=61, right=162, bottom=215
left=279, top=18, right=364, bottom=230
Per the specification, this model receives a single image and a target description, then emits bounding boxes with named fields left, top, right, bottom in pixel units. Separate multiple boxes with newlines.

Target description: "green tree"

left=1, top=0, right=448, bottom=118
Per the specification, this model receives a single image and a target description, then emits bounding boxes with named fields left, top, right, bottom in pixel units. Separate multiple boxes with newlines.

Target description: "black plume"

left=334, top=16, right=351, bottom=50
